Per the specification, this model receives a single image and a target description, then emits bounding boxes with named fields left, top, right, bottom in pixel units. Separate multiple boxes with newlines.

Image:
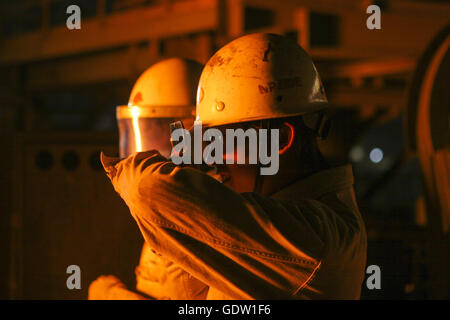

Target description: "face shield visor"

left=117, top=105, right=194, bottom=159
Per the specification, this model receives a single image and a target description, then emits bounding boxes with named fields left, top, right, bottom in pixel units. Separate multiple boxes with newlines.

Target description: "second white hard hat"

left=118, top=57, right=203, bottom=119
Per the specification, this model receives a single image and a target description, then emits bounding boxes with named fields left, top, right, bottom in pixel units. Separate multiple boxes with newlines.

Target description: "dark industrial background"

left=0, top=0, right=449, bottom=299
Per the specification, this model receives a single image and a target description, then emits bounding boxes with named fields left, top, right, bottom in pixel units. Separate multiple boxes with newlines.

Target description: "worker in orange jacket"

left=99, top=33, right=367, bottom=299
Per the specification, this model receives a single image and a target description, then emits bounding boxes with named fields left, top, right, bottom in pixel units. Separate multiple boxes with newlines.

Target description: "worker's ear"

left=278, top=122, right=295, bottom=155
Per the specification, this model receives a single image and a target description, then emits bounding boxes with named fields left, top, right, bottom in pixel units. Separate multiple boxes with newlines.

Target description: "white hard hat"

left=196, top=33, right=328, bottom=127
left=117, top=57, right=203, bottom=119
left=116, top=58, right=203, bottom=158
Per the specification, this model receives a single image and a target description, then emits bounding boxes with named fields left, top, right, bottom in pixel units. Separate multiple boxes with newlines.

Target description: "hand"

left=100, top=152, right=122, bottom=176
left=88, top=275, right=125, bottom=300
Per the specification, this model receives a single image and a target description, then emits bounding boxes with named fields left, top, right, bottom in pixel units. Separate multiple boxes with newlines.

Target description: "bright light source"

left=130, top=106, right=142, bottom=152
left=369, top=148, right=383, bottom=163
left=349, top=146, right=364, bottom=162
left=131, top=106, right=140, bottom=118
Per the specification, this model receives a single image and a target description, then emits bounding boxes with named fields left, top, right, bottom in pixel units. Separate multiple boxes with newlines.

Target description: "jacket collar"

left=271, top=165, right=354, bottom=201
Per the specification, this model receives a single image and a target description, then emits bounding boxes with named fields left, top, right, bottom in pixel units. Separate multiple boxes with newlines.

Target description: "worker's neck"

left=259, top=154, right=327, bottom=196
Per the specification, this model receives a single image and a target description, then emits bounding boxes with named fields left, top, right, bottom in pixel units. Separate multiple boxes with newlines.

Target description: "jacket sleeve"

left=135, top=242, right=209, bottom=300
left=102, top=151, right=327, bottom=299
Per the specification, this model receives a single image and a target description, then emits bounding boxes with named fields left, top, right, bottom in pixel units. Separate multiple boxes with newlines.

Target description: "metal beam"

left=25, top=46, right=154, bottom=90
left=296, top=5, right=450, bottom=60
left=24, top=32, right=212, bottom=90
left=0, top=0, right=218, bottom=65
left=327, top=86, right=405, bottom=109
left=321, top=58, right=417, bottom=79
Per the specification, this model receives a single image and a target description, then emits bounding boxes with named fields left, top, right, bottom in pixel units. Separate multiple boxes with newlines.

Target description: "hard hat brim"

left=198, top=101, right=329, bottom=128
left=117, top=105, right=195, bottom=119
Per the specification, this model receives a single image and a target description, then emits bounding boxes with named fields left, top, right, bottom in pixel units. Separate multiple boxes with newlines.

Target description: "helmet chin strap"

left=303, top=111, right=331, bottom=139
left=253, top=120, right=270, bottom=193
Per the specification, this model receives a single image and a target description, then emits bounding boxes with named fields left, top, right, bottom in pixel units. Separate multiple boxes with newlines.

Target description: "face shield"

left=117, top=105, right=194, bottom=159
